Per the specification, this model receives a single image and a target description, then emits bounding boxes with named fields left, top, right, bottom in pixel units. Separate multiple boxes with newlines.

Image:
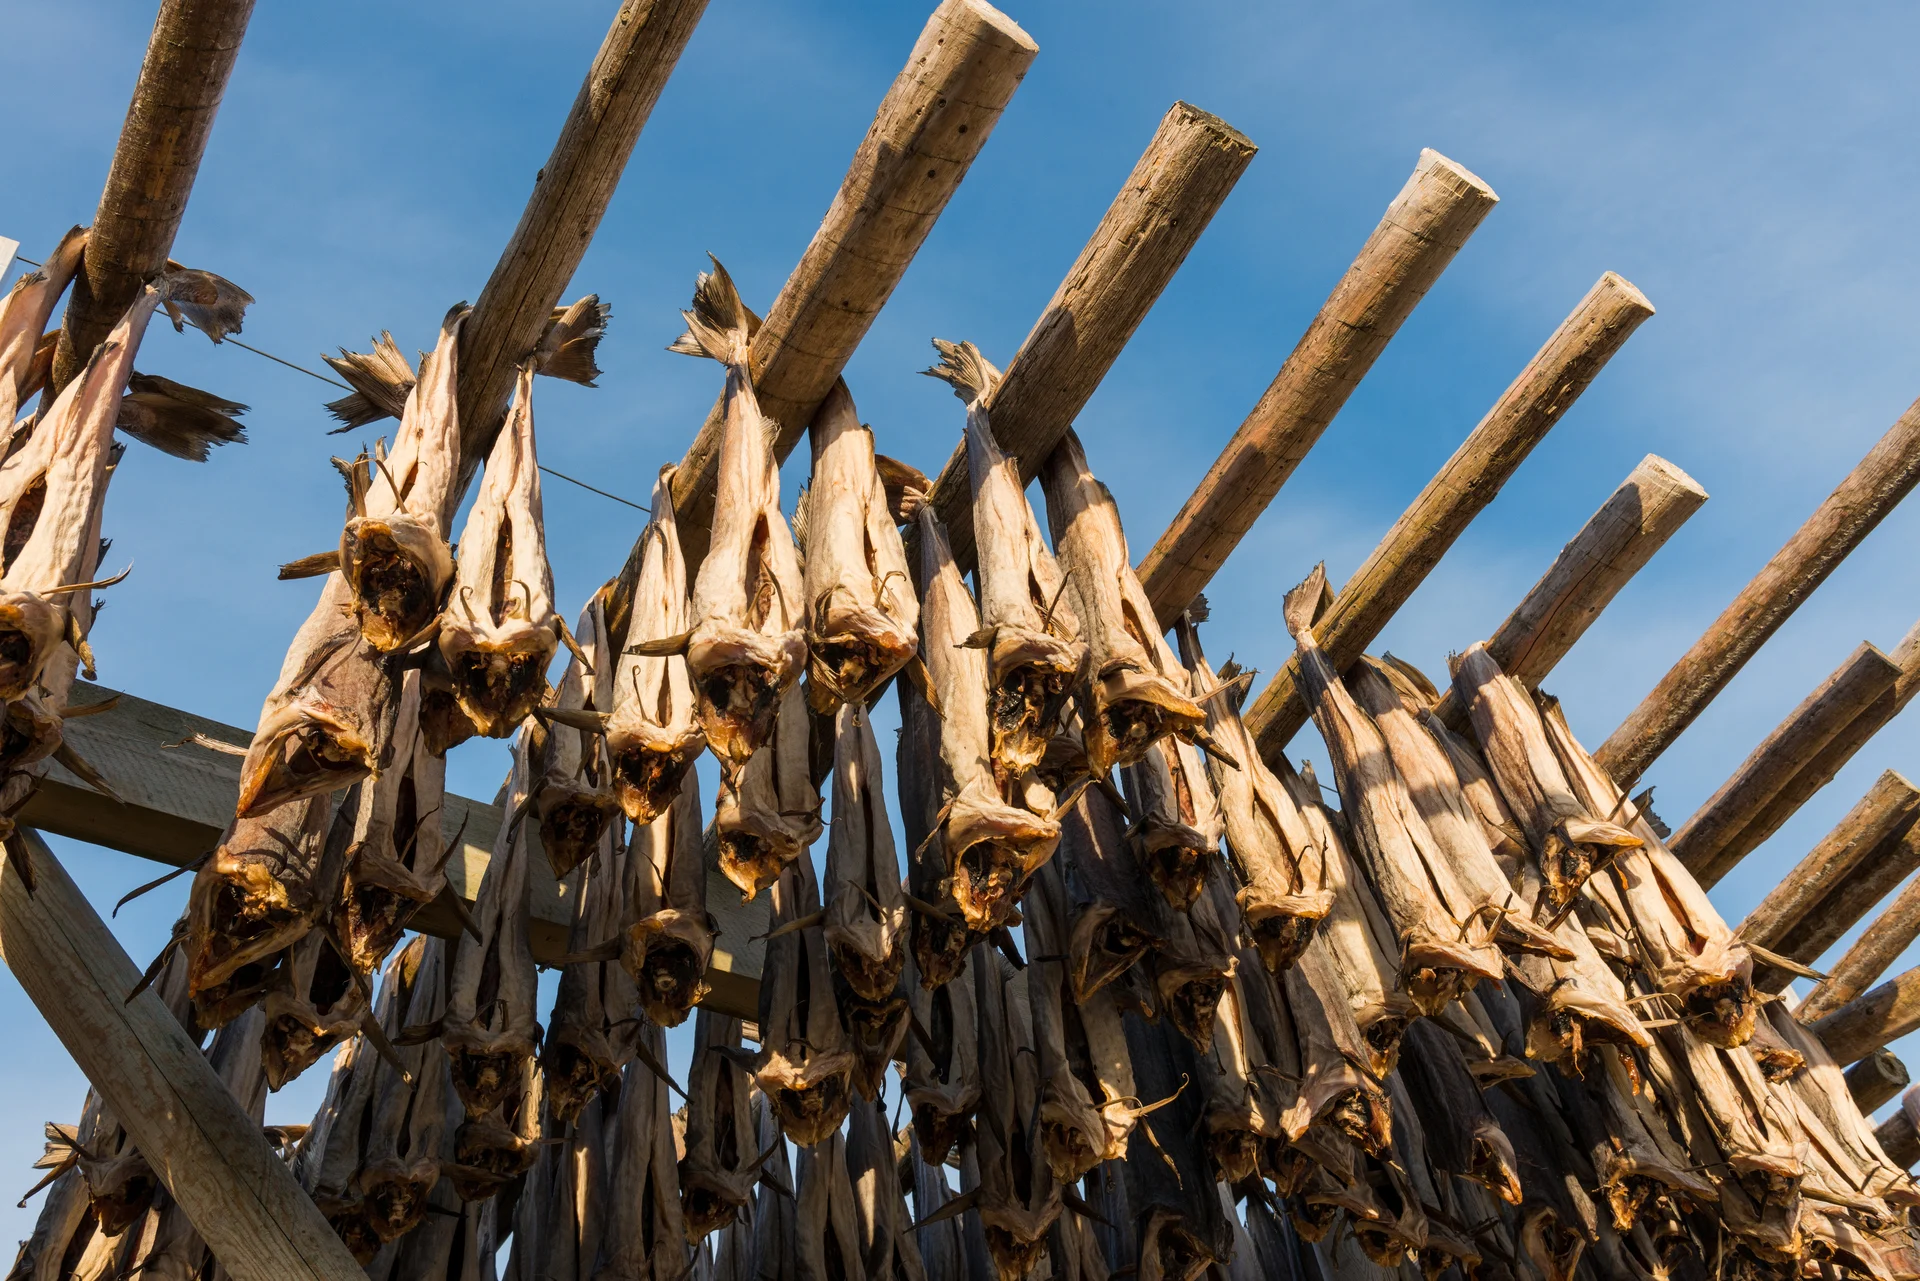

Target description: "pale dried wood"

left=1739, top=770, right=1920, bottom=978
left=1596, top=397, right=1920, bottom=789
left=1244, top=272, right=1655, bottom=755
left=49, top=0, right=256, bottom=395
left=0, top=828, right=363, bottom=1281
left=1875, top=1093, right=1920, bottom=1169
left=1844, top=1049, right=1910, bottom=1114
left=453, top=0, right=709, bottom=481
left=1814, top=965, right=1920, bottom=1066
left=921, top=101, right=1258, bottom=575
left=1802, top=859, right=1920, bottom=1020
left=1677, top=640, right=1903, bottom=885
left=669, top=0, right=1038, bottom=562
left=1138, top=148, right=1498, bottom=625
left=1430, top=453, right=1707, bottom=731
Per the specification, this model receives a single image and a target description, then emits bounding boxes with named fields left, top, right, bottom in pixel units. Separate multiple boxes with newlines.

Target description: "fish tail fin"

left=323, top=331, right=417, bottom=432
left=668, top=255, right=752, bottom=364
left=538, top=295, right=610, bottom=386
left=156, top=262, right=255, bottom=342
left=921, top=338, right=1001, bottom=405
left=1282, top=563, right=1331, bottom=642
left=117, top=373, right=248, bottom=462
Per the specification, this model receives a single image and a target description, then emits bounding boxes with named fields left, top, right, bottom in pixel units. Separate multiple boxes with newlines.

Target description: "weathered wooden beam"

left=1765, top=813, right=1920, bottom=999
left=668, top=0, right=1038, bottom=563
left=1801, top=858, right=1920, bottom=1022
left=1135, top=148, right=1499, bottom=624
left=1875, top=1091, right=1920, bottom=1167
left=0, top=829, right=363, bottom=1281
left=16, top=682, right=765, bottom=1018
left=1676, top=641, right=1902, bottom=885
left=1594, top=398, right=1920, bottom=789
left=1242, top=272, right=1655, bottom=755
left=1431, top=453, right=1707, bottom=731
left=453, top=0, right=709, bottom=482
left=1740, top=770, right=1920, bottom=989
left=49, top=0, right=257, bottom=393
left=1844, top=1048, right=1910, bottom=1113
left=1813, top=965, right=1920, bottom=1067
left=919, top=100, right=1258, bottom=576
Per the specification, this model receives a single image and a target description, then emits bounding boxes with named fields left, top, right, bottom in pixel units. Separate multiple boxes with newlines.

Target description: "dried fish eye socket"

left=448, top=1048, right=524, bottom=1118
left=1680, top=977, right=1757, bottom=1047
left=631, top=937, right=706, bottom=1025
left=608, top=735, right=701, bottom=824
left=449, top=644, right=551, bottom=737
left=1750, top=1044, right=1802, bottom=1083
left=910, top=1101, right=973, bottom=1167
left=1244, top=910, right=1321, bottom=974
left=343, top=527, right=443, bottom=651
left=910, top=911, right=974, bottom=989
left=983, top=1226, right=1051, bottom=1280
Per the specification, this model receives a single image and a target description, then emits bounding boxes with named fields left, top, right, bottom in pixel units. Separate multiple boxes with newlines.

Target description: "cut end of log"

left=1412, top=147, right=1498, bottom=204
left=948, top=0, right=1037, bottom=52
left=1165, top=100, right=1260, bottom=155
left=1634, top=452, right=1707, bottom=501
left=1598, top=270, right=1656, bottom=318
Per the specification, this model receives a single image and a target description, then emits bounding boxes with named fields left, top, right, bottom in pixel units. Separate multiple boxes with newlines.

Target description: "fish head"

left=0, top=593, right=64, bottom=702
left=438, top=618, right=556, bottom=739
left=340, top=514, right=452, bottom=652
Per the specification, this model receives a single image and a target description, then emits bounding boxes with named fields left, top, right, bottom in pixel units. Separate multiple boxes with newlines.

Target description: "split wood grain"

left=918, top=100, right=1258, bottom=576
left=669, top=0, right=1038, bottom=564
left=1244, top=271, right=1655, bottom=757
left=1137, top=148, right=1498, bottom=625
left=1431, top=454, right=1706, bottom=731
left=48, top=0, right=256, bottom=395
left=454, top=0, right=709, bottom=486
left=1844, top=1049, right=1910, bottom=1114
left=1677, top=641, right=1902, bottom=886
left=1814, top=965, right=1920, bottom=1067
left=1596, top=395, right=1920, bottom=789
left=0, top=829, right=364, bottom=1281
left=1803, top=858, right=1920, bottom=1021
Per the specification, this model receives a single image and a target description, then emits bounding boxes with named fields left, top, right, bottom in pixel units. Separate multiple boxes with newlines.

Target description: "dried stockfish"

left=925, top=339, right=1082, bottom=780
left=115, top=372, right=247, bottom=462
left=504, top=1084, right=607, bottom=1281
left=594, top=1024, right=690, bottom=1279
left=1119, top=1009, right=1230, bottom=1281
left=895, top=621, right=977, bottom=988
left=184, top=788, right=336, bottom=1007
left=907, top=503, right=1058, bottom=933
left=606, top=466, right=705, bottom=825
left=531, top=596, right=619, bottom=879
left=794, top=1129, right=866, bottom=1281
left=901, top=945, right=980, bottom=1169
left=0, top=227, right=84, bottom=425
left=1052, top=772, right=1159, bottom=1004
left=443, top=1054, right=542, bottom=1205
left=334, top=669, right=455, bottom=975
left=259, top=926, right=366, bottom=1090
left=670, top=258, right=806, bottom=771
left=973, top=959, right=1062, bottom=1280
left=744, top=1086, right=797, bottom=1281
left=1148, top=884, right=1236, bottom=1054
left=618, top=763, right=710, bottom=1026
left=824, top=703, right=909, bottom=1003
left=360, top=937, right=451, bottom=1246
left=1537, top=693, right=1759, bottom=1048
left=1176, top=621, right=1332, bottom=974
left=298, top=954, right=396, bottom=1259
left=338, top=304, right=467, bottom=654
left=1762, top=1004, right=1915, bottom=1213
left=801, top=379, right=918, bottom=713
left=1278, top=938, right=1392, bottom=1170
left=713, top=681, right=822, bottom=901
left=543, top=830, right=639, bottom=1122
left=845, top=1097, right=927, bottom=1281
left=903, top=1129, right=965, bottom=1281
left=756, top=851, right=857, bottom=1146
left=1122, top=731, right=1226, bottom=914
left=10, top=1101, right=107, bottom=1281
left=444, top=729, right=540, bottom=1119
left=679, top=1012, right=758, bottom=1246
left=1396, top=1018, right=1523, bottom=1206
left=1281, top=565, right=1501, bottom=1015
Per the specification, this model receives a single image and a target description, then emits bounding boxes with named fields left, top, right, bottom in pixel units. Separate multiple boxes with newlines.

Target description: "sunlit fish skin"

left=0, top=226, right=84, bottom=428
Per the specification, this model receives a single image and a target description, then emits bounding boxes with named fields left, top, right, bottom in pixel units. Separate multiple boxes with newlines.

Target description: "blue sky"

left=5, top=0, right=1920, bottom=1248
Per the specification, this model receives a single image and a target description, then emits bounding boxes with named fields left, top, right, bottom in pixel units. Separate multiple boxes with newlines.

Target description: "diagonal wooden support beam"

left=918, top=101, right=1257, bottom=577
left=667, top=0, right=1038, bottom=564
left=1241, top=271, right=1655, bottom=757
left=1675, top=640, right=1902, bottom=883
left=1845, top=1049, right=1910, bottom=1113
left=1430, top=453, right=1707, bottom=731
left=1814, top=966, right=1920, bottom=1068
left=48, top=0, right=257, bottom=394
left=1137, top=148, right=1498, bottom=626
left=1801, top=854, right=1920, bottom=1022
left=453, top=0, right=709, bottom=482
left=1876, top=1091, right=1920, bottom=1166
left=0, top=829, right=362, bottom=1281
left=1595, top=397, right=1920, bottom=789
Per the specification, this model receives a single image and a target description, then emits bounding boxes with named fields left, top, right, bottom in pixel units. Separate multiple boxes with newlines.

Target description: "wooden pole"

left=1762, top=814, right=1920, bottom=998
left=1675, top=642, right=1902, bottom=885
left=453, top=0, right=710, bottom=483
left=0, top=830, right=363, bottom=1281
left=917, top=100, right=1259, bottom=576
left=1812, top=965, right=1920, bottom=1067
left=1739, top=771, right=1920, bottom=985
left=48, top=0, right=257, bottom=393
left=1844, top=1048, right=1910, bottom=1113
left=1134, top=148, right=1499, bottom=625
left=668, top=0, right=1039, bottom=564
left=1430, top=453, right=1707, bottom=731
left=1242, top=272, right=1655, bottom=756
left=1594, top=397, right=1920, bottom=789
left=1875, top=1095, right=1920, bottom=1168
left=1801, top=858, right=1920, bottom=1021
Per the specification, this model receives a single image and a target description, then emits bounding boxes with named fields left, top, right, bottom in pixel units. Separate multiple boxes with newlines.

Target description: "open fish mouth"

left=0, top=595, right=62, bottom=701
left=444, top=633, right=554, bottom=737
left=984, top=1225, right=1054, bottom=1281
left=534, top=785, right=619, bottom=878
left=842, top=996, right=909, bottom=1096
left=1158, top=967, right=1231, bottom=1053
left=447, top=1042, right=533, bottom=1118
left=1360, top=1013, right=1412, bottom=1078
left=680, top=1176, right=750, bottom=1243
left=623, top=920, right=711, bottom=1026
left=763, top=1057, right=856, bottom=1147
left=1328, top=1085, right=1393, bottom=1157
left=689, top=630, right=804, bottom=765
left=542, top=1038, right=617, bottom=1123
left=910, top=1100, right=974, bottom=1167
left=1039, top=1105, right=1104, bottom=1183
left=1289, top=1192, right=1341, bottom=1242
left=1085, top=663, right=1207, bottom=775
left=985, top=636, right=1079, bottom=775
left=1240, top=901, right=1328, bottom=974
left=1680, top=976, right=1757, bottom=1047
left=1206, top=1119, right=1266, bottom=1184
left=1068, top=902, right=1154, bottom=1000
left=238, top=711, right=374, bottom=816
left=1520, top=1208, right=1585, bottom=1281
left=805, top=627, right=916, bottom=714
left=716, top=825, right=802, bottom=901
left=1138, top=1210, right=1213, bottom=1281
left=827, top=937, right=905, bottom=1005
left=1137, top=826, right=1212, bottom=911
left=342, top=519, right=448, bottom=652
left=359, top=1170, right=435, bottom=1243
left=910, top=910, right=975, bottom=989
left=189, top=863, right=300, bottom=993
left=606, top=729, right=704, bottom=824
left=952, top=842, right=1029, bottom=930
left=0, top=695, right=61, bottom=772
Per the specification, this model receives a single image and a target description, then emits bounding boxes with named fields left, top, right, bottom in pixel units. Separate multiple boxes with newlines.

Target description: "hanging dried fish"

left=756, top=851, right=857, bottom=1146
left=1050, top=765, right=1159, bottom=1004
left=679, top=1012, right=759, bottom=1246
left=1176, top=621, right=1332, bottom=974
left=1277, top=939, right=1392, bottom=1173
left=713, top=681, right=822, bottom=900
left=338, top=304, right=467, bottom=654
left=334, top=670, right=455, bottom=975
left=1281, top=565, right=1501, bottom=1015
left=184, top=789, right=337, bottom=1008
left=298, top=955, right=396, bottom=1258
left=0, top=228, right=85, bottom=425
left=794, top=1129, right=866, bottom=1281
left=824, top=702, right=909, bottom=1003
left=801, top=379, right=918, bottom=713
left=259, top=926, right=367, bottom=1090
left=115, top=372, right=248, bottom=462
left=845, top=1097, right=927, bottom=1281
left=436, top=363, right=560, bottom=737
left=443, top=730, right=540, bottom=1119
left=1148, top=888, right=1236, bottom=1054
left=359, top=937, right=451, bottom=1246
left=901, top=945, right=980, bottom=1168
left=593, top=1024, right=690, bottom=1279
left=542, top=828, right=638, bottom=1121
left=605, top=466, right=705, bottom=825
left=667, top=258, right=806, bottom=771
left=530, top=596, right=619, bottom=880
left=1119, top=1009, right=1231, bottom=1281
left=1040, top=430, right=1208, bottom=780
left=908, top=503, right=1058, bottom=933
left=443, top=1055, right=543, bottom=1205
left=924, top=340, right=1082, bottom=780
left=615, top=763, right=711, bottom=1027
left=973, top=959, right=1062, bottom=1279
left=1122, top=731, right=1227, bottom=913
